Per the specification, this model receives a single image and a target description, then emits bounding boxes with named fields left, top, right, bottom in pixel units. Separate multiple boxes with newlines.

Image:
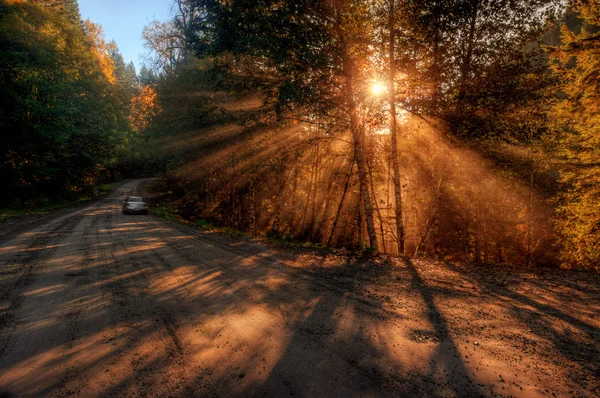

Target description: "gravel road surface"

left=0, top=179, right=598, bottom=397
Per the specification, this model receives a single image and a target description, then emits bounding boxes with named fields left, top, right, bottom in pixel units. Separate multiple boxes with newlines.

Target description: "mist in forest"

left=4, top=0, right=598, bottom=269
left=144, top=81, right=553, bottom=267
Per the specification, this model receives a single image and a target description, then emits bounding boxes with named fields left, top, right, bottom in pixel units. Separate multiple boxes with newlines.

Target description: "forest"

left=1, top=0, right=599, bottom=271
left=0, top=0, right=143, bottom=204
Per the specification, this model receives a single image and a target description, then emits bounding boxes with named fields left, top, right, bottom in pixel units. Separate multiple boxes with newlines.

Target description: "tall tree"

left=83, top=19, right=116, bottom=83
left=401, top=0, right=560, bottom=121
left=383, top=0, right=405, bottom=255
left=142, top=19, right=186, bottom=78
left=108, top=42, right=138, bottom=91
left=0, top=0, right=129, bottom=205
left=124, top=62, right=138, bottom=88
left=186, top=0, right=381, bottom=249
left=139, top=64, right=158, bottom=86
left=30, top=0, right=81, bottom=25
left=109, top=40, right=127, bottom=84
left=129, top=86, right=160, bottom=133
left=549, top=0, right=600, bottom=269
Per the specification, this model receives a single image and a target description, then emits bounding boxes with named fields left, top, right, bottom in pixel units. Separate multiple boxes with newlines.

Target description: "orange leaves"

left=129, top=86, right=161, bottom=132
left=83, top=19, right=116, bottom=84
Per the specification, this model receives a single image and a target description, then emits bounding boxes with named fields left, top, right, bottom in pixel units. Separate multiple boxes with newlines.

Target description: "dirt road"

left=0, top=180, right=598, bottom=397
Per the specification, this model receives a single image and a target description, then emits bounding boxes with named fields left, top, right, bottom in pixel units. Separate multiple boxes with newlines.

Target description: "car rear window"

left=128, top=197, right=144, bottom=202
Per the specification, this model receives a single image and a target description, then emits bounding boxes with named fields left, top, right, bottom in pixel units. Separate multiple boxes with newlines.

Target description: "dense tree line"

left=0, top=0, right=138, bottom=207
left=5, top=0, right=598, bottom=270
left=141, top=0, right=595, bottom=268
left=547, top=1, right=600, bottom=268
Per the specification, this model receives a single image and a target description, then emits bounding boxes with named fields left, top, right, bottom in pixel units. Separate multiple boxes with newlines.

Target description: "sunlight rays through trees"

left=2, top=0, right=600, bottom=269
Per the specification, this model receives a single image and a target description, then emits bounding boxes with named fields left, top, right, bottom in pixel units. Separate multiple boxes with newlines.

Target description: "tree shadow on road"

left=404, top=258, right=486, bottom=397
left=442, top=261, right=600, bottom=394
left=0, top=200, right=491, bottom=397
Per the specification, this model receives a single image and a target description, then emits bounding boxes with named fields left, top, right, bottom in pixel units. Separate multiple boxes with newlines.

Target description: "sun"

left=371, top=82, right=387, bottom=96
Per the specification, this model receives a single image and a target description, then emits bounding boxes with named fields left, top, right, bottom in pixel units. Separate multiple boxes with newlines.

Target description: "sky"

left=78, top=0, right=172, bottom=74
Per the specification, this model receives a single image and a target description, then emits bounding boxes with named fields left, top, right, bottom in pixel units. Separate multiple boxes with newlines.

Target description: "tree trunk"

left=386, top=152, right=392, bottom=251
left=431, top=13, right=441, bottom=108
left=356, top=197, right=363, bottom=249
left=249, top=182, right=256, bottom=234
left=414, top=178, right=442, bottom=257
left=388, top=0, right=405, bottom=255
left=343, top=50, right=378, bottom=250
left=496, top=240, right=503, bottom=263
left=368, top=158, right=387, bottom=253
left=308, top=144, right=321, bottom=241
left=288, top=162, right=299, bottom=232
left=300, top=145, right=318, bottom=237
left=315, top=156, right=339, bottom=242
left=271, top=177, right=286, bottom=235
left=327, top=158, right=355, bottom=247
left=525, top=166, right=534, bottom=267
left=458, top=0, right=480, bottom=102
left=474, top=232, right=480, bottom=264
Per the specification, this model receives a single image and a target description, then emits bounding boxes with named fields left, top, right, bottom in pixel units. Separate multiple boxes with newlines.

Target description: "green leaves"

left=0, top=1, right=130, bottom=206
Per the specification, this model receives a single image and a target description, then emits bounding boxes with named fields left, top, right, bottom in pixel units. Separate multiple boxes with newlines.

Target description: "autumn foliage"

left=0, top=0, right=133, bottom=206
left=2, top=0, right=600, bottom=270
left=129, top=86, right=160, bottom=133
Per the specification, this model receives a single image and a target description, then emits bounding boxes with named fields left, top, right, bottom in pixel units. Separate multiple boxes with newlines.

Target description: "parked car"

left=122, top=196, right=148, bottom=215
